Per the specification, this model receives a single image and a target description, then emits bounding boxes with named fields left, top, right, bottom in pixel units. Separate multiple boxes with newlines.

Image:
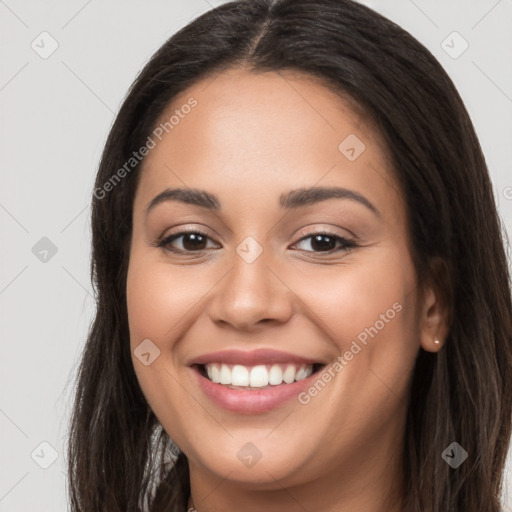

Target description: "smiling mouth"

left=195, top=362, right=325, bottom=390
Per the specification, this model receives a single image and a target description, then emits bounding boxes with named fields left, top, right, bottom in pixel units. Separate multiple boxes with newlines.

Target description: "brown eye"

left=293, top=233, right=357, bottom=253
left=158, top=231, right=219, bottom=253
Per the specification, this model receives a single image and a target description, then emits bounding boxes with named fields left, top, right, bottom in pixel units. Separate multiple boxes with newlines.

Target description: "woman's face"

left=127, top=68, right=433, bottom=494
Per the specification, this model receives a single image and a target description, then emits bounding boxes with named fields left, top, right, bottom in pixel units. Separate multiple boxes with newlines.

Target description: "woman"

left=67, top=0, right=512, bottom=510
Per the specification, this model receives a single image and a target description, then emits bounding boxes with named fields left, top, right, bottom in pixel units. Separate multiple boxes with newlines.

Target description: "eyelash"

left=156, top=229, right=358, bottom=256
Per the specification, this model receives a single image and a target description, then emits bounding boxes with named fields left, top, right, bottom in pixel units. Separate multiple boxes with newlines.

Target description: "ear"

left=418, top=270, right=450, bottom=353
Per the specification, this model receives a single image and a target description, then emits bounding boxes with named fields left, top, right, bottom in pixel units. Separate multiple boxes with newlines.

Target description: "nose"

left=208, top=248, right=294, bottom=332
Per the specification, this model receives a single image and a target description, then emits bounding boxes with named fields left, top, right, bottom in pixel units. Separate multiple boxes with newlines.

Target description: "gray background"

left=1, top=0, right=511, bottom=510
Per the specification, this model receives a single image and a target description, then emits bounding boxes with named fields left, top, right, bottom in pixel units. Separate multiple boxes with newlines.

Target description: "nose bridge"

left=208, top=239, right=293, bottom=329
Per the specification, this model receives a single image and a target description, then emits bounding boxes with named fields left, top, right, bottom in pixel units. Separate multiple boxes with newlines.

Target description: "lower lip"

left=192, top=366, right=317, bottom=414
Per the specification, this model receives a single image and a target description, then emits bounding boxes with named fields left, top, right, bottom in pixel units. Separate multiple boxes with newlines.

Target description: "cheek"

left=280, top=252, right=420, bottom=463
left=290, top=253, right=418, bottom=352
left=287, top=248, right=421, bottom=428
left=126, top=256, right=206, bottom=349
left=126, top=254, right=208, bottom=444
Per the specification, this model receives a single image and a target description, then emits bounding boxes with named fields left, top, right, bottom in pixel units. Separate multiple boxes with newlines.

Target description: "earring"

left=434, top=337, right=440, bottom=345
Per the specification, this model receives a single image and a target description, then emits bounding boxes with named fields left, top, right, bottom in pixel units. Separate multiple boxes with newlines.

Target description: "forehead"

left=135, top=68, right=401, bottom=220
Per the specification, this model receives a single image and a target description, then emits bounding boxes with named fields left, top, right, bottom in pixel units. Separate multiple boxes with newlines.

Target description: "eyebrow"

left=145, top=186, right=380, bottom=217
left=280, top=186, right=380, bottom=216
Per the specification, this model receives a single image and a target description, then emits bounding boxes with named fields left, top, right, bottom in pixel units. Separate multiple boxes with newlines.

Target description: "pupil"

left=184, top=233, right=206, bottom=250
left=312, top=234, right=335, bottom=251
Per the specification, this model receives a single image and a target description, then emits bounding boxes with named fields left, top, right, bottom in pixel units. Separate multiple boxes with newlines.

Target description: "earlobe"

left=421, top=334, right=445, bottom=353
left=421, top=328, right=446, bottom=354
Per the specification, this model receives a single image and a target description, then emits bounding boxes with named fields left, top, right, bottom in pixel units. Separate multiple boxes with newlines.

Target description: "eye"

left=291, top=232, right=357, bottom=253
left=157, top=230, right=219, bottom=253
left=156, top=229, right=357, bottom=255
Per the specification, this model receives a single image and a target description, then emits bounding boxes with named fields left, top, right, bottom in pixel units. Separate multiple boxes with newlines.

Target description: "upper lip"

left=188, top=348, right=324, bottom=367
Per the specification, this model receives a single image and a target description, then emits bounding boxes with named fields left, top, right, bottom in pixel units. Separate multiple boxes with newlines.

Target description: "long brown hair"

left=67, top=1, right=512, bottom=510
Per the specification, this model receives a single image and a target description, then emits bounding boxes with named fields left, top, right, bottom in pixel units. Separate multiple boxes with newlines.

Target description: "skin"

left=126, top=68, right=448, bottom=512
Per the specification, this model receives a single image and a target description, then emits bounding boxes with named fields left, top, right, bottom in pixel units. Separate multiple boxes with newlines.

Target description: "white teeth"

left=231, top=365, right=249, bottom=386
left=210, top=364, right=220, bottom=383
left=203, top=363, right=315, bottom=387
left=268, top=364, right=283, bottom=385
left=219, top=364, right=231, bottom=385
left=249, top=365, right=269, bottom=387
left=296, top=366, right=308, bottom=381
left=282, top=365, right=296, bottom=384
